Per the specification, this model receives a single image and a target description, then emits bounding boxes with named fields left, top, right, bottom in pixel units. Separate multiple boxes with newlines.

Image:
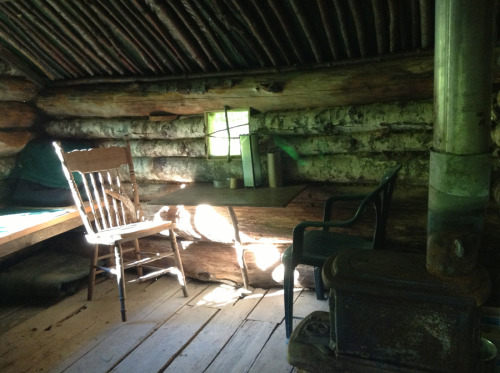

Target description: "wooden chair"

left=282, top=165, right=401, bottom=339
left=53, top=140, right=188, bottom=322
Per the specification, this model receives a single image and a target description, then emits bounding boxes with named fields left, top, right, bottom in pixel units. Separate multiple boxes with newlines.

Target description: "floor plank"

left=247, top=287, right=285, bottom=323
left=0, top=278, right=116, bottom=363
left=293, top=289, right=329, bottom=319
left=112, top=304, right=218, bottom=372
left=249, top=321, right=294, bottom=373
left=164, top=285, right=266, bottom=372
left=50, top=279, right=209, bottom=373
left=0, top=274, right=324, bottom=373
left=204, top=319, right=276, bottom=373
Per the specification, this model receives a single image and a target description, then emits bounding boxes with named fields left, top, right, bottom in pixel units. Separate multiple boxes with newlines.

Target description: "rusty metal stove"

left=288, top=249, right=491, bottom=372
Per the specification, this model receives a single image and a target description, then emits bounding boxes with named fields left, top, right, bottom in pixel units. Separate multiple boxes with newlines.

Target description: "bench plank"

left=0, top=206, right=88, bottom=261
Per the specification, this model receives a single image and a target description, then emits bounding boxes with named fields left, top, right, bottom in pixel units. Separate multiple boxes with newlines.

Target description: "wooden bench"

left=0, top=205, right=90, bottom=261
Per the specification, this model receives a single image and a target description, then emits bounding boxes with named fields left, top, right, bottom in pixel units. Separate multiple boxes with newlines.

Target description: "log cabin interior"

left=1, top=0, right=500, bottom=372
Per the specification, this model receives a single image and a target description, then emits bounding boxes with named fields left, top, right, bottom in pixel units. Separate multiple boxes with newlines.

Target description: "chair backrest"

left=53, top=139, right=143, bottom=236
left=367, top=164, right=401, bottom=249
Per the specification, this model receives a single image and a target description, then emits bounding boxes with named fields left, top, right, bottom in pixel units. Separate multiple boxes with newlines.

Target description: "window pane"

left=206, top=109, right=249, bottom=157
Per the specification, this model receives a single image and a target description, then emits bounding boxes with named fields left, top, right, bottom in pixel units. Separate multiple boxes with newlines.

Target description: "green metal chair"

left=282, top=165, right=401, bottom=340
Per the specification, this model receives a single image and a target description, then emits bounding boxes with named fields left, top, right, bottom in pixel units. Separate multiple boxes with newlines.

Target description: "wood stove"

left=287, top=1, right=496, bottom=371
left=288, top=249, right=491, bottom=372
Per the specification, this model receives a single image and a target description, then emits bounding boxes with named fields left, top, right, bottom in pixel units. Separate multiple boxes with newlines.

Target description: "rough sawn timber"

left=35, top=54, right=435, bottom=117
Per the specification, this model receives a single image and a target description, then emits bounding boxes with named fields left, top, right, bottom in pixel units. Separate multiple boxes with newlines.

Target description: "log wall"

left=0, top=61, right=41, bottom=201
left=2, top=55, right=500, bottom=291
left=45, top=100, right=433, bottom=185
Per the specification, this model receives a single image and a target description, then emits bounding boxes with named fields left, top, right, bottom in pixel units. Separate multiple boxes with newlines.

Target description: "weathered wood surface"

left=36, top=55, right=435, bottom=117
left=42, top=100, right=434, bottom=184
left=0, top=77, right=39, bottom=102
left=46, top=126, right=432, bottom=159
left=0, top=102, right=37, bottom=129
left=129, top=153, right=429, bottom=185
left=44, top=100, right=433, bottom=138
left=1, top=274, right=324, bottom=373
left=45, top=116, right=205, bottom=139
left=0, top=131, right=33, bottom=156
left=137, top=182, right=500, bottom=289
left=103, top=139, right=206, bottom=157
left=0, top=206, right=91, bottom=262
left=137, top=183, right=425, bottom=288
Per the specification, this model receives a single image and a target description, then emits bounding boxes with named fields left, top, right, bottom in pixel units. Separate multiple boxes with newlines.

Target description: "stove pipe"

left=427, top=0, right=495, bottom=277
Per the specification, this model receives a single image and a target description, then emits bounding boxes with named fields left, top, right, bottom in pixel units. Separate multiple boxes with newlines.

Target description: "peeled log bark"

left=52, top=132, right=432, bottom=159
left=0, top=131, right=33, bottom=156
left=36, top=55, right=435, bottom=117
left=0, top=102, right=38, bottom=129
left=45, top=100, right=433, bottom=139
left=262, top=131, right=432, bottom=155
left=134, top=238, right=314, bottom=288
left=133, top=156, right=245, bottom=183
left=0, top=77, right=39, bottom=102
left=44, top=116, right=204, bottom=139
left=102, top=139, right=205, bottom=158
left=131, top=153, right=429, bottom=184
left=255, top=100, right=433, bottom=135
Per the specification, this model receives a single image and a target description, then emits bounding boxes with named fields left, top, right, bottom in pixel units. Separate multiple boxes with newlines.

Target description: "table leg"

left=227, top=206, right=249, bottom=289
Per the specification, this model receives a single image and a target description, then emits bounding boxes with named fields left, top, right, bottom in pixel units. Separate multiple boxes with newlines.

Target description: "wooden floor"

left=0, top=273, right=329, bottom=373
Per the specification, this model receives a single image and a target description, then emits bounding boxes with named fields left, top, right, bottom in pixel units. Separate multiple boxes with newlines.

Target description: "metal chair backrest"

left=53, top=140, right=144, bottom=236
left=367, top=164, right=401, bottom=249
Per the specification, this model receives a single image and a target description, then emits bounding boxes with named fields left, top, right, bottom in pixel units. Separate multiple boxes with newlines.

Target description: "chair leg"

left=314, top=266, right=326, bottom=300
left=88, top=244, right=99, bottom=301
left=169, top=229, right=188, bottom=297
left=132, top=238, right=143, bottom=277
left=105, top=246, right=114, bottom=279
left=283, top=260, right=295, bottom=341
left=114, top=243, right=127, bottom=322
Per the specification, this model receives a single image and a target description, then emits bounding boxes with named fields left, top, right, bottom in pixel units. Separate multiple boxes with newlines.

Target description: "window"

left=205, top=108, right=249, bottom=158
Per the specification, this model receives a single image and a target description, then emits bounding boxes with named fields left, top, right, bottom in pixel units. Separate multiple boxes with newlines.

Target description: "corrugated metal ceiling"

left=0, top=0, right=437, bottom=86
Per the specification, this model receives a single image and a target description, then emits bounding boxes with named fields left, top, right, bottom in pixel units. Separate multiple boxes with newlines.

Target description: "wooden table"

left=149, top=184, right=306, bottom=288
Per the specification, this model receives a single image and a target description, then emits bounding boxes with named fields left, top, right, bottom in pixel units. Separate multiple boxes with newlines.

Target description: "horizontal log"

left=255, top=100, right=433, bottom=135
left=44, top=99, right=433, bottom=139
left=44, top=116, right=205, bottom=139
left=77, top=129, right=432, bottom=159
left=0, top=102, right=38, bottom=129
left=0, top=77, right=39, bottom=102
left=102, top=139, right=205, bottom=158
left=35, top=54, right=435, bottom=117
left=133, top=238, right=301, bottom=288
left=262, top=131, right=432, bottom=155
left=131, top=153, right=430, bottom=185
left=0, top=131, right=33, bottom=156
left=133, top=156, right=245, bottom=183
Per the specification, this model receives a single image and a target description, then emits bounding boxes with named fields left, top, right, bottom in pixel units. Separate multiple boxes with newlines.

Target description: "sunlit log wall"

left=44, top=100, right=433, bottom=185
left=3, top=56, right=500, bottom=289
left=41, top=96, right=500, bottom=289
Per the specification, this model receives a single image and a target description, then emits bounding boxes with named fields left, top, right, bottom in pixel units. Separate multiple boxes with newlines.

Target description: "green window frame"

left=205, top=108, right=250, bottom=158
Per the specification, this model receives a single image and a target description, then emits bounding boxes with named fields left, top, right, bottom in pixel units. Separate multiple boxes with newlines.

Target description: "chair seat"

left=283, top=230, right=373, bottom=267
left=86, top=220, right=175, bottom=245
